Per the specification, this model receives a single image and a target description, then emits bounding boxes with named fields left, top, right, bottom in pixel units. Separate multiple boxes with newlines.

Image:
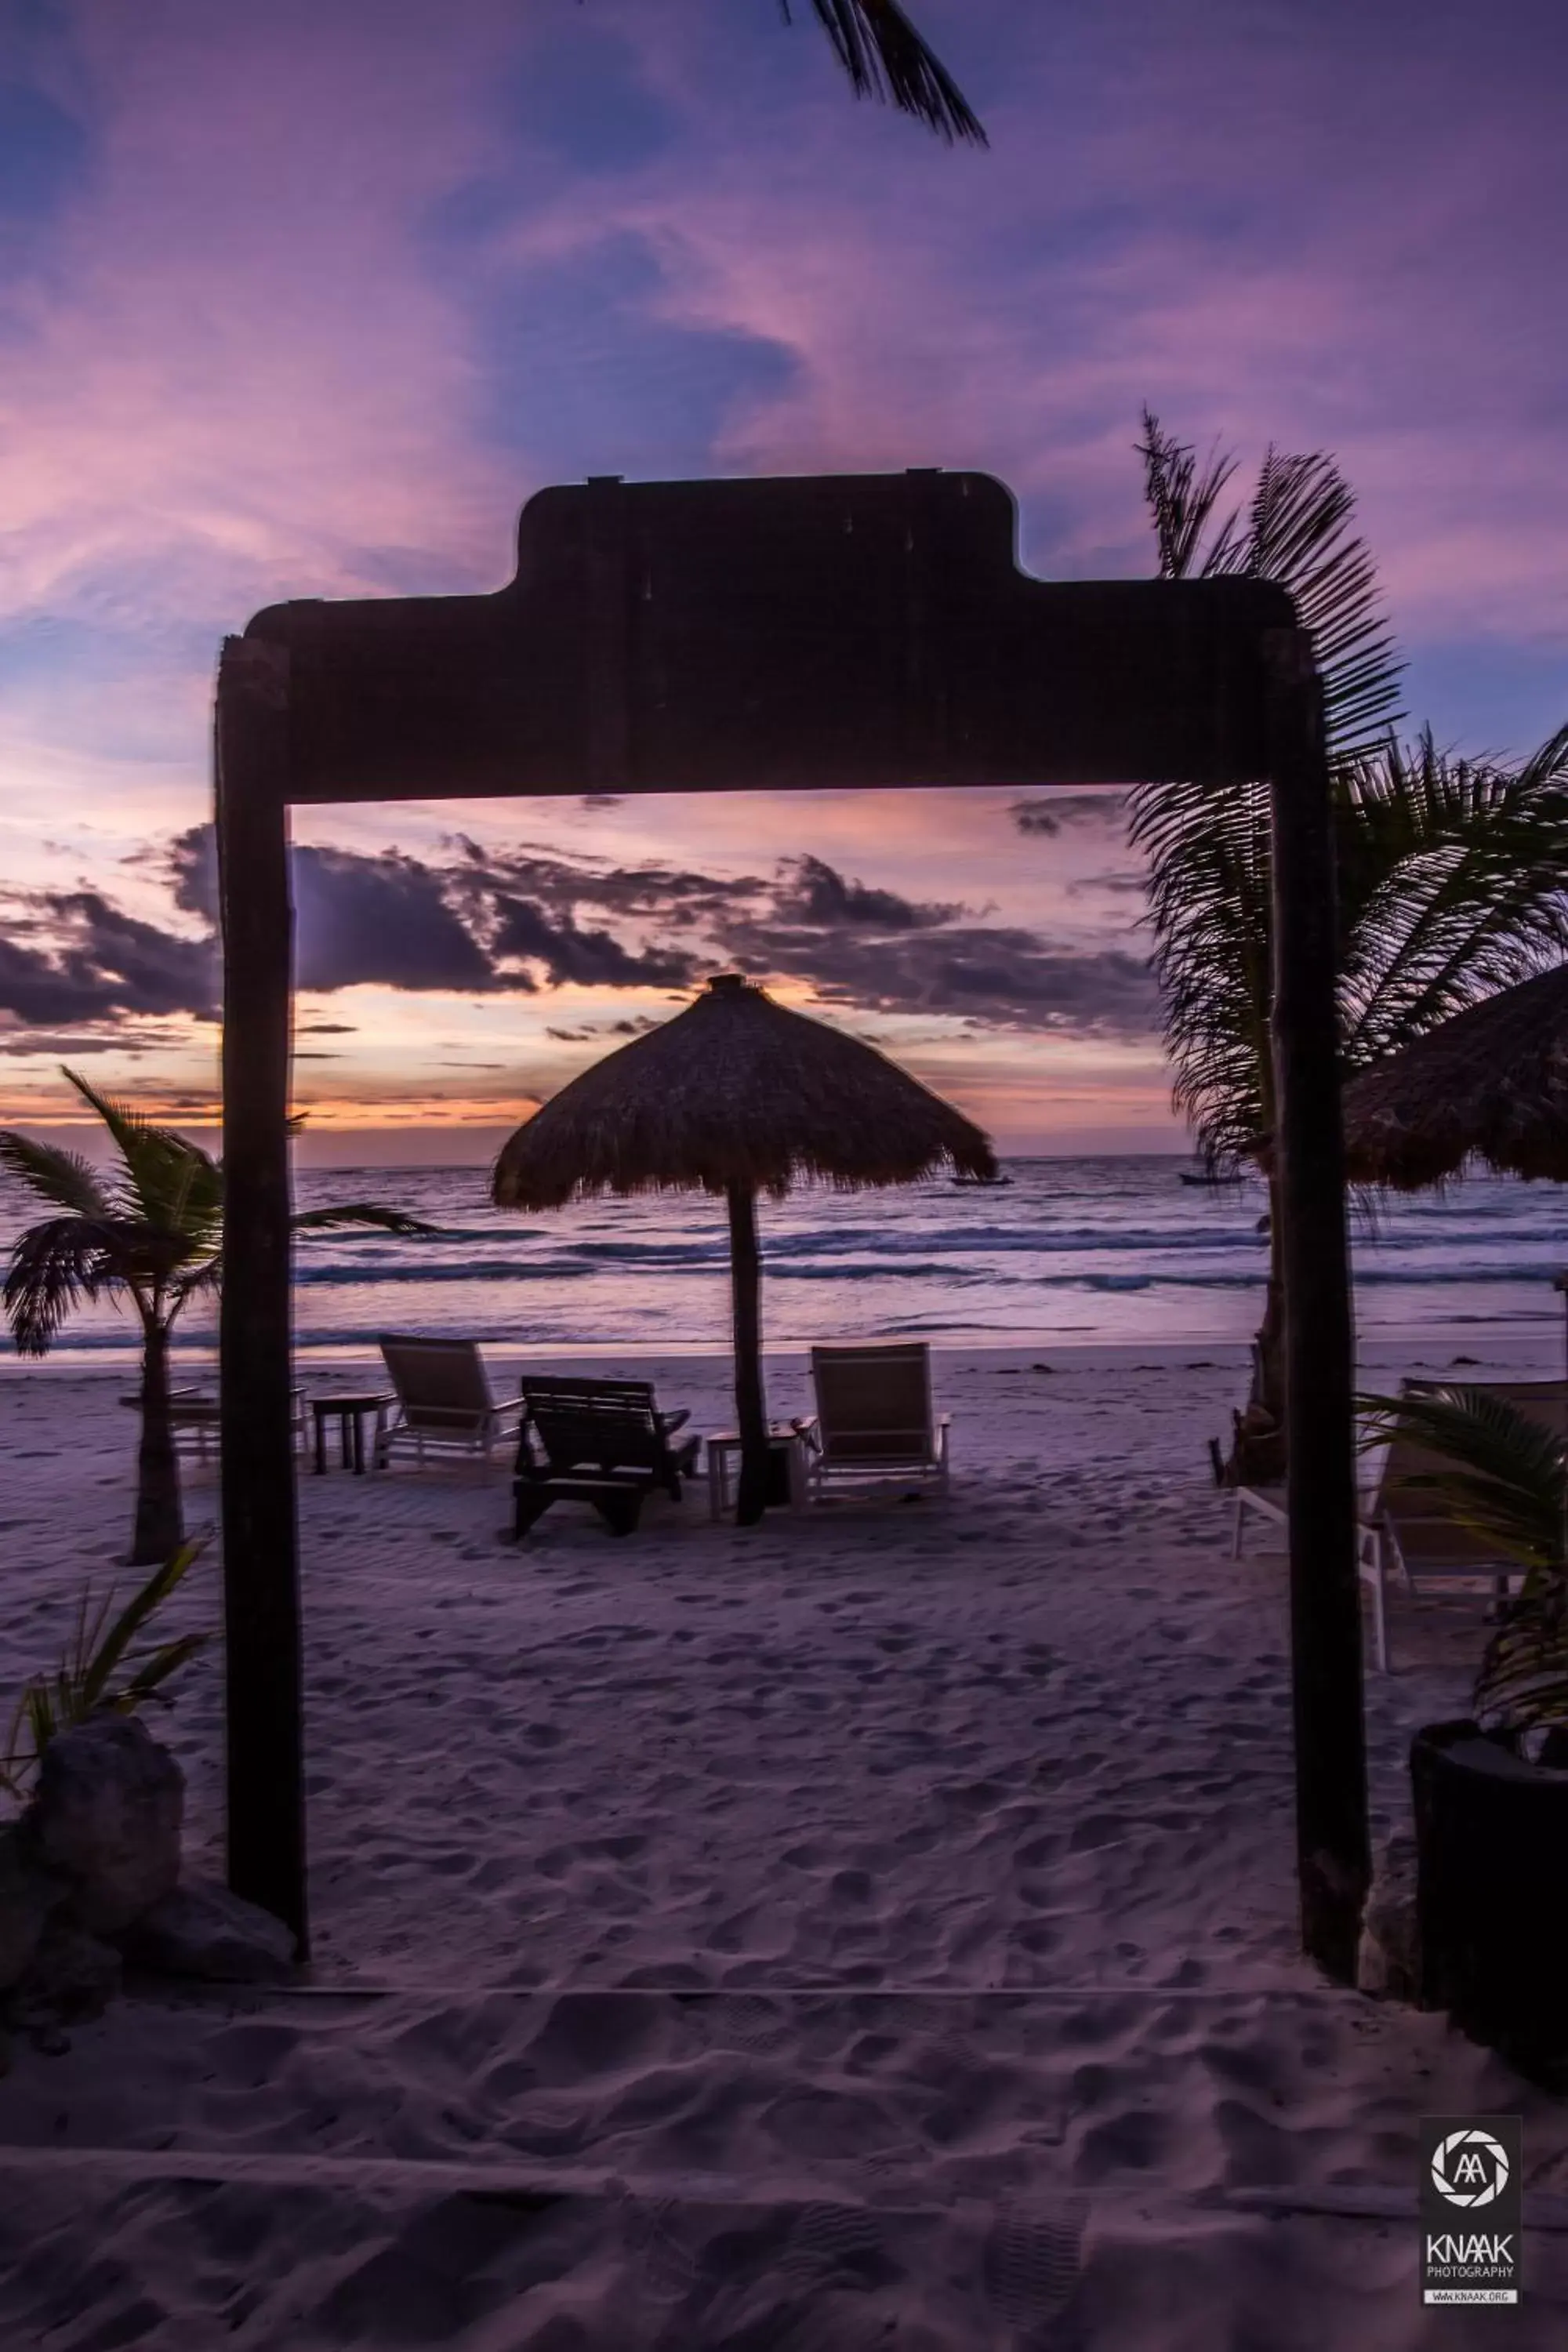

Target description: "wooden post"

left=1265, top=626, right=1369, bottom=1983
left=215, top=637, right=309, bottom=1956
left=726, top=1181, right=770, bottom=1526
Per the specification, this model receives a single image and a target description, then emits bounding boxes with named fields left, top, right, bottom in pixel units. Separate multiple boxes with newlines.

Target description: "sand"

left=1, top=1340, right=1565, bottom=2348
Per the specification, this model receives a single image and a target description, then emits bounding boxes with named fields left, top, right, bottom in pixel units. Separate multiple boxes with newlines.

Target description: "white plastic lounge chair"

left=375, top=1335, right=524, bottom=1468
left=795, top=1341, right=951, bottom=1504
left=1231, top=1479, right=1389, bottom=1674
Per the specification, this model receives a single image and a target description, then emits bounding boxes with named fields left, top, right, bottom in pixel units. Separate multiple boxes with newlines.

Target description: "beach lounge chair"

left=117, top=1385, right=307, bottom=1462
left=515, top=1377, right=700, bottom=1504
left=1233, top=1377, right=1568, bottom=1675
left=794, top=1341, right=951, bottom=1504
left=374, top=1335, right=524, bottom=1468
left=1363, top=1377, right=1567, bottom=1627
left=1231, top=1479, right=1390, bottom=1674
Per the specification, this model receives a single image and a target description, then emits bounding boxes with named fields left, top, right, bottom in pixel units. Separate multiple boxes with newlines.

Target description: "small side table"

left=310, top=1392, right=395, bottom=1475
left=706, top=1426, right=808, bottom=1520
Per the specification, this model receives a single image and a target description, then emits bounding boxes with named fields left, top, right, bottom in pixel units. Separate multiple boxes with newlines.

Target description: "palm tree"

left=1, top=1071, right=433, bottom=1566
left=1130, top=412, right=1568, bottom=1481
left=583, top=1, right=987, bottom=143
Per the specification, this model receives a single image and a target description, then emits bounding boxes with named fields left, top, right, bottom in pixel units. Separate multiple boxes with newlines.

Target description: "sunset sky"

left=2, top=0, right=1564, bottom=1163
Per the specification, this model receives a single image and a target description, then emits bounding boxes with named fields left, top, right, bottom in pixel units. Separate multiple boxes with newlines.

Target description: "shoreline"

left=4, top=1323, right=1562, bottom=1379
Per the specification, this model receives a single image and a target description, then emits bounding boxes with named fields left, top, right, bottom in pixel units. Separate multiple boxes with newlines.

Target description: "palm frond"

left=1472, top=1586, right=1568, bottom=1757
left=1127, top=768, right=1275, bottom=1163
left=0, top=1132, right=111, bottom=1218
left=1236, top=448, right=1404, bottom=762
left=788, top=0, right=986, bottom=144
left=1129, top=415, right=1409, bottom=1174
left=61, top=1065, right=222, bottom=1243
left=60, top=1065, right=156, bottom=1169
left=1134, top=416, right=1404, bottom=765
left=1356, top=1385, right=1566, bottom=1573
left=289, top=1203, right=439, bottom=1237
left=76, top=1541, right=205, bottom=1715
left=2, top=1215, right=126, bottom=1355
left=1338, top=726, right=1568, bottom=1068
left=1136, top=408, right=1240, bottom=583
left=1, top=1542, right=209, bottom=1794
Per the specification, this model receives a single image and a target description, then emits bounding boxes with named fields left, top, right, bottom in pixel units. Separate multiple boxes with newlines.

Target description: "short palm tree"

left=1130, top=411, right=1568, bottom=1480
left=1, top=1071, right=433, bottom=1566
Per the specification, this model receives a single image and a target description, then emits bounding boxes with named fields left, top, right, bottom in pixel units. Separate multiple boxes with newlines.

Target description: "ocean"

left=1, top=1155, right=1563, bottom=1367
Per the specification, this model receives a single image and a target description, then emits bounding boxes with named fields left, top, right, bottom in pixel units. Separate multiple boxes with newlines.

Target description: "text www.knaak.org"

left=1425, top=2233, right=1517, bottom=2303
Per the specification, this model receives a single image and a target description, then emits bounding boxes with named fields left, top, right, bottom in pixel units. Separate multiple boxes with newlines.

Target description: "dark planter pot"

left=1410, top=1718, right=1568, bottom=2077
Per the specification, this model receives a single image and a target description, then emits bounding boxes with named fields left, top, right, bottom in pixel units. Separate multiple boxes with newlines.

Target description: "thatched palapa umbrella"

left=1341, top=964, right=1568, bottom=1191
left=492, top=974, right=996, bottom=1524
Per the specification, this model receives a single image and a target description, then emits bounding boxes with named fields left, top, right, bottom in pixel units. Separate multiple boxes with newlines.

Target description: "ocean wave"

left=285, top=1252, right=1568, bottom=1292
left=293, top=1261, right=597, bottom=1287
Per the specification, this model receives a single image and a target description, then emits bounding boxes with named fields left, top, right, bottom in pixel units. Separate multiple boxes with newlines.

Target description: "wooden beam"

left=1265, top=627, right=1369, bottom=1983
left=583, top=474, right=631, bottom=793
left=241, top=473, right=1294, bottom=802
left=215, top=637, right=308, bottom=1957
left=209, top=470, right=1365, bottom=1988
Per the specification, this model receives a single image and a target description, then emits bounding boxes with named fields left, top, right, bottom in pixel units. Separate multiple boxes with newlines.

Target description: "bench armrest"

left=656, top=1407, right=691, bottom=1436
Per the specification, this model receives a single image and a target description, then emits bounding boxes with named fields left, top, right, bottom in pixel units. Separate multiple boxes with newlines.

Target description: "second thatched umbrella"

left=492, top=974, right=996, bottom=1524
left=1341, top=964, right=1568, bottom=1191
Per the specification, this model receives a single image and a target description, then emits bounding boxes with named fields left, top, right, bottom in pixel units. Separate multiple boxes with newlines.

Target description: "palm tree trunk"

left=727, top=1181, right=770, bottom=1526
left=131, top=1318, right=184, bottom=1566
left=1224, top=1176, right=1289, bottom=1486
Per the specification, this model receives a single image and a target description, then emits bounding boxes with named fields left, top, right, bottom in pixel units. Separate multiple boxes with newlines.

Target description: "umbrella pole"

left=726, top=1180, right=769, bottom=1525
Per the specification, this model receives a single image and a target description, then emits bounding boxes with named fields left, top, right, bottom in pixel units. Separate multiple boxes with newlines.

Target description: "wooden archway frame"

left=215, top=468, right=1368, bottom=1979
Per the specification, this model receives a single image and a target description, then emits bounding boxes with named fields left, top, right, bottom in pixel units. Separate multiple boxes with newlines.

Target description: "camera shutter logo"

left=1431, top=2130, right=1510, bottom=2210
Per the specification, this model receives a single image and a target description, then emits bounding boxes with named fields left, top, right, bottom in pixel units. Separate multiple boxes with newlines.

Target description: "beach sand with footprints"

left=2, top=1343, right=1566, bottom=2347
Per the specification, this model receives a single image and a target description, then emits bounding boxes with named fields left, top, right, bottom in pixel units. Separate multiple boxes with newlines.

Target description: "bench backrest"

left=809, top=1341, right=935, bottom=1465
left=520, top=1377, right=669, bottom=1477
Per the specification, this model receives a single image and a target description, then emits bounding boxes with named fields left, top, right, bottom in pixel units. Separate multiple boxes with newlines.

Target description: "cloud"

left=772, top=854, right=963, bottom=931
left=489, top=894, right=697, bottom=989
left=172, top=824, right=495, bottom=995
left=717, top=912, right=1156, bottom=1034
left=1011, top=793, right=1128, bottom=837
left=451, top=837, right=768, bottom=923
left=1066, top=869, right=1146, bottom=901
left=158, top=821, right=1159, bottom=1037
left=292, top=847, right=496, bottom=994
left=0, top=889, right=216, bottom=1025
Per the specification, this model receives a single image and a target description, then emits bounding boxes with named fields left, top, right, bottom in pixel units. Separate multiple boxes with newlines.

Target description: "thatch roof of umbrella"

left=1341, top=963, right=1568, bottom=1189
left=492, top=972, right=997, bottom=1207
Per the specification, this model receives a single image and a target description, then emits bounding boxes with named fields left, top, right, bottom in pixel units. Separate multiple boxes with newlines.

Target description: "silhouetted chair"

left=516, top=1377, right=699, bottom=1499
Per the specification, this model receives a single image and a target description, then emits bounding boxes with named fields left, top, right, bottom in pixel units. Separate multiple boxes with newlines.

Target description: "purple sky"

left=2, top=0, right=1564, bottom=1159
